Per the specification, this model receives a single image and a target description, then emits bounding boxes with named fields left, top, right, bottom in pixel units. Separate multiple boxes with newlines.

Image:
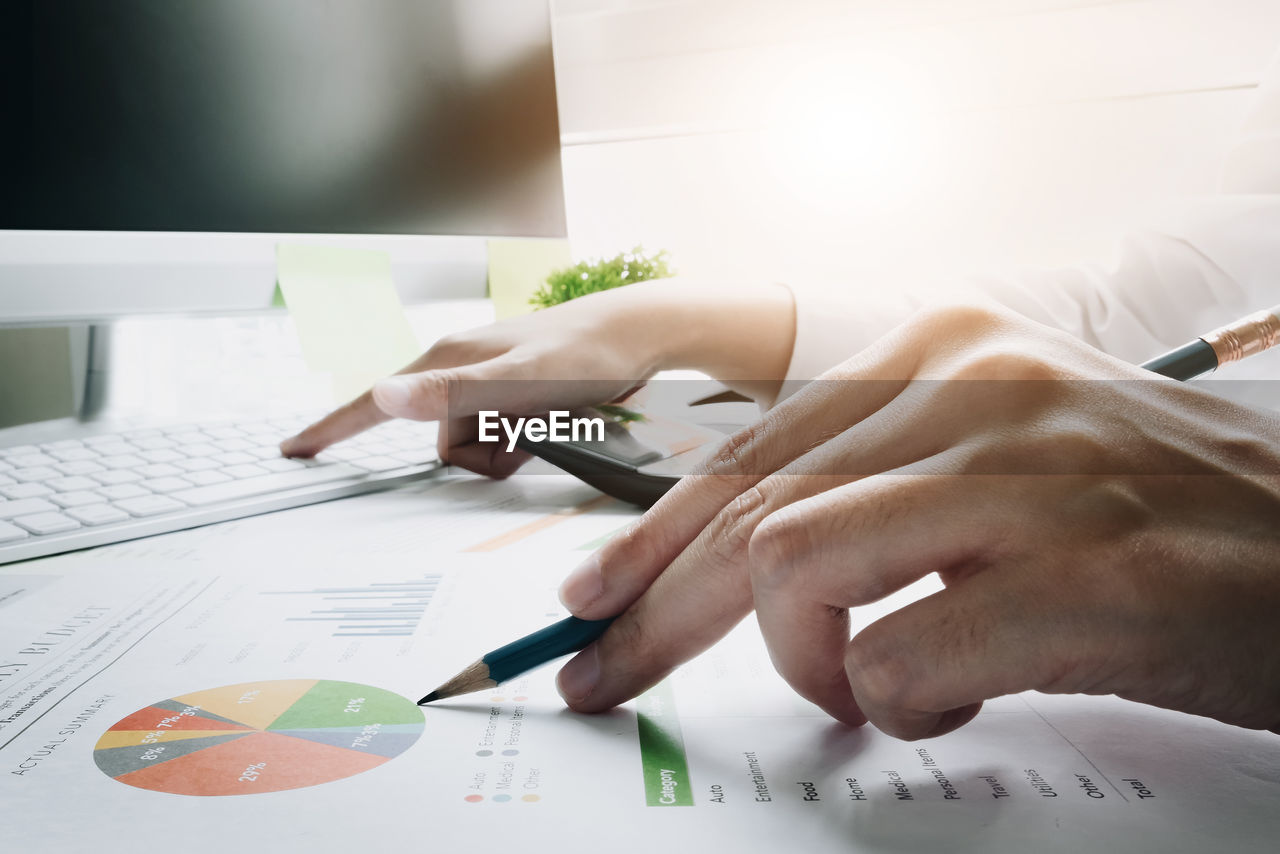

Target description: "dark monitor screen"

left=0, top=0, right=567, bottom=237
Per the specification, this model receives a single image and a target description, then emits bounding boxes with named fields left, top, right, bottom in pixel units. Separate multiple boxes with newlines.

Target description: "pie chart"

left=94, top=679, right=424, bottom=796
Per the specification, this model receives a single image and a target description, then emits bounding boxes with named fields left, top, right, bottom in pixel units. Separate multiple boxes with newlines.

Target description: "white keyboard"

left=0, top=415, right=442, bottom=564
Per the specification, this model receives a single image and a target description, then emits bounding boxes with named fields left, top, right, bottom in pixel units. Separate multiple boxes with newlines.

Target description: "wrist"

left=613, top=278, right=797, bottom=399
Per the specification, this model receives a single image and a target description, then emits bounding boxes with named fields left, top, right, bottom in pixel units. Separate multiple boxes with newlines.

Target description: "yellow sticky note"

left=487, top=238, right=572, bottom=319
left=276, top=243, right=421, bottom=404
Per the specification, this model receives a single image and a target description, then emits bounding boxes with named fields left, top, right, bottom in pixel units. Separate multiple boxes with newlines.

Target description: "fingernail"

left=559, top=555, right=603, bottom=613
left=556, top=645, right=600, bottom=705
left=373, top=376, right=412, bottom=411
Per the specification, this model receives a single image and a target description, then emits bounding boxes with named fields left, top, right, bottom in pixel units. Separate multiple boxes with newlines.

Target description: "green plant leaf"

left=530, top=246, right=672, bottom=309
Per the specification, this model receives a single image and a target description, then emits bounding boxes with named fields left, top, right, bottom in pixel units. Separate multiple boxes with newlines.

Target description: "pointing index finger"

left=279, top=388, right=391, bottom=458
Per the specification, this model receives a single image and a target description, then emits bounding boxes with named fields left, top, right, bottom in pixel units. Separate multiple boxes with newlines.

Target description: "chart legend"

left=94, top=679, right=424, bottom=796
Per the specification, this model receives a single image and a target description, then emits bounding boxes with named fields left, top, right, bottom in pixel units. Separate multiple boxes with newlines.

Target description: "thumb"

left=371, top=355, right=542, bottom=421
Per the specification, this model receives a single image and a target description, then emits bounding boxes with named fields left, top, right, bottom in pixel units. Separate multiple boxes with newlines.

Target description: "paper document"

left=276, top=243, right=421, bottom=404
left=2, top=474, right=1278, bottom=852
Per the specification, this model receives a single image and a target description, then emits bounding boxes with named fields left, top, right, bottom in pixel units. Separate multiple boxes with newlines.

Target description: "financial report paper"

left=1, top=474, right=1278, bottom=852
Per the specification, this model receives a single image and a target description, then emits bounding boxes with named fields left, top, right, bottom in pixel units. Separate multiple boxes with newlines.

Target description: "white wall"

left=550, top=0, right=1280, bottom=291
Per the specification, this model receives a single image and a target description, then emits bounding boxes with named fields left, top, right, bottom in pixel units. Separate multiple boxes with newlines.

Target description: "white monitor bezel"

left=0, top=230, right=491, bottom=326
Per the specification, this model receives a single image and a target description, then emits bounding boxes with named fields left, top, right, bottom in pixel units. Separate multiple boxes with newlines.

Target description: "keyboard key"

left=392, top=450, right=435, bottom=465
left=137, top=463, right=183, bottom=478
left=13, top=512, right=80, bottom=535
left=54, top=460, right=106, bottom=476
left=307, top=455, right=344, bottom=467
left=214, top=437, right=253, bottom=452
left=9, top=453, right=58, bottom=468
left=258, top=457, right=309, bottom=472
left=100, top=454, right=148, bottom=470
left=168, top=432, right=209, bottom=445
left=171, top=463, right=369, bottom=507
left=133, top=436, right=177, bottom=451
left=184, top=443, right=221, bottom=457
left=115, top=495, right=186, bottom=517
left=90, top=469, right=143, bottom=485
left=46, top=476, right=101, bottom=492
left=49, top=491, right=106, bottom=508
left=93, top=442, right=138, bottom=457
left=141, top=477, right=193, bottom=494
left=47, top=447, right=97, bottom=462
left=0, top=461, right=11, bottom=473
left=321, top=446, right=366, bottom=462
left=97, top=483, right=151, bottom=500
left=0, top=521, right=28, bottom=542
left=1, top=482, right=54, bottom=499
left=42, top=439, right=85, bottom=451
left=65, top=504, right=130, bottom=526
left=175, top=457, right=220, bottom=473
left=349, top=455, right=403, bottom=473
left=0, top=445, right=39, bottom=457
left=139, top=448, right=183, bottom=464
left=123, top=428, right=162, bottom=439
left=183, top=470, right=232, bottom=486
left=222, top=463, right=269, bottom=479
left=12, top=466, right=60, bottom=482
left=214, top=451, right=256, bottom=466
left=248, top=446, right=282, bottom=460
left=83, top=434, right=127, bottom=446
left=354, top=441, right=395, bottom=455
left=204, top=426, right=243, bottom=440
left=0, top=498, right=59, bottom=519
left=0, top=474, right=14, bottom=486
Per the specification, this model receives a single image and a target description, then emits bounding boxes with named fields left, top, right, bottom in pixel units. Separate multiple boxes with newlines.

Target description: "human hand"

left=555, top=302, right=1280, bottom=739
left=280, top=280, right=794, bottom=477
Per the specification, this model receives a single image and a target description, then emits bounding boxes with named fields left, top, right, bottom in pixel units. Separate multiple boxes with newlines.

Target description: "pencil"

left=418, top=616, right=614, bottom=704
left=420, top=304, right=1280, bottom=706
left=1141, top=305, right=1280, bottom=380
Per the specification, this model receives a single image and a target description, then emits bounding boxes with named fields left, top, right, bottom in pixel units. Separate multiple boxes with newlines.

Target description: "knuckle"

left=713, top=485, right=769, bottom=548
left=605, top=521, right=666, bottom=582
left=951, top=347, right=1060, bottom=383
left=913, top=301, right=1007, bottom=340
left=689, top=486, right=771, bottom=587
left=705, top=420, right=768, bottom=477
left=748, top=507, right=811, bottom=591
left=423, top=335, right=467, bottom=365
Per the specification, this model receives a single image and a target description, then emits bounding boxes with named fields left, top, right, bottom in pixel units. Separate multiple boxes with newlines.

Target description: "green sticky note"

left=276, top=243, right=421, bottom=404
left=487, top=237, right=571, bottom=319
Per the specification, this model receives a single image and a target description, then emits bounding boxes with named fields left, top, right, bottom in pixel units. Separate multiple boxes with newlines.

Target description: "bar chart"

left=261, top=576, right=441, bottom=638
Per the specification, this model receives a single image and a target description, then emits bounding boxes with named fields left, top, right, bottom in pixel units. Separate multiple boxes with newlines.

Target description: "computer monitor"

left=0, top=0, right=567, bottom=324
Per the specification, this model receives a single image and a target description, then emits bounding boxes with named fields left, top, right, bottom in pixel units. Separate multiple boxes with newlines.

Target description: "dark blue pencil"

left=417, top=616, right=615, bottom=704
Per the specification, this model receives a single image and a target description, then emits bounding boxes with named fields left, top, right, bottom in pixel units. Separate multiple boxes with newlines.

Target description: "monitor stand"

left=77, top=323, right=112, bottom=419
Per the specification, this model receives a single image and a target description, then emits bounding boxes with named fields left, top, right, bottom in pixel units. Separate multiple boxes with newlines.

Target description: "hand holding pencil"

left=423, top=303, right=1280, bottom=742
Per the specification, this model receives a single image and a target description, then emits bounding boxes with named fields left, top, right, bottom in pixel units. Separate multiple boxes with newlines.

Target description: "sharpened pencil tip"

left=417, top=691, right=440, bottom=705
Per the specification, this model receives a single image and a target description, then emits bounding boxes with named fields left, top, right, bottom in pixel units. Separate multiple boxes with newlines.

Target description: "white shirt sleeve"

left=781, top=50, right=1280, bottom=388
